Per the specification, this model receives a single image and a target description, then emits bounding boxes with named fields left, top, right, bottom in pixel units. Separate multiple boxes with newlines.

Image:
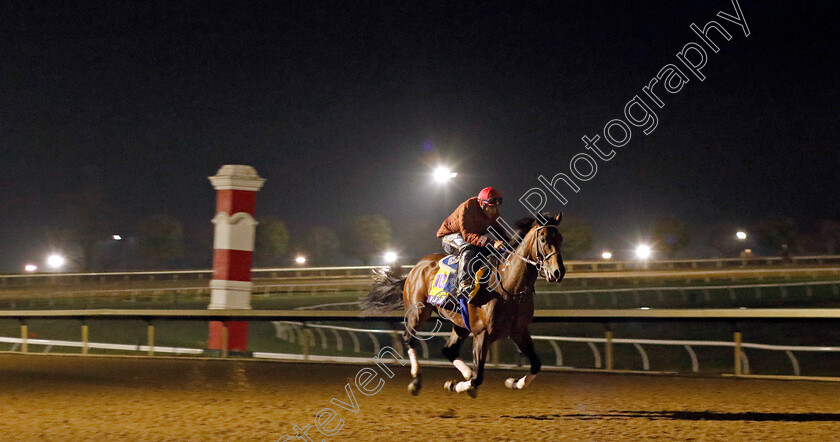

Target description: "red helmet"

left=477, top=187, right=503, bottom=206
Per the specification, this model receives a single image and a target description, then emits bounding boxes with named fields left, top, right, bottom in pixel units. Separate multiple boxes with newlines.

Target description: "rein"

left=510, top=253, right=540, bottom=267
left=488, top=223, right=562, bottom=300
left=507, top=225, right=558, bottom=273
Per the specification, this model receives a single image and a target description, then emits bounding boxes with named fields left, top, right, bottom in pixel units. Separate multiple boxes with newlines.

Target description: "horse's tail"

left=361, top=266, right=407, bottom=314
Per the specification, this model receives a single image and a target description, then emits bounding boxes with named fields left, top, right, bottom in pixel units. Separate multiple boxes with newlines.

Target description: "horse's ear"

left=555, top=212, right=563, bottom=224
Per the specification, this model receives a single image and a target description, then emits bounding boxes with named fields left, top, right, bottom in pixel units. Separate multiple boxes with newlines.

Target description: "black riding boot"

left=457, top=246, right=480, bottom=302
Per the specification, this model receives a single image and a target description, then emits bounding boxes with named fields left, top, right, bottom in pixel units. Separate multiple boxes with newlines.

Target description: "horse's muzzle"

left=547, top=266, right=566, bottom=283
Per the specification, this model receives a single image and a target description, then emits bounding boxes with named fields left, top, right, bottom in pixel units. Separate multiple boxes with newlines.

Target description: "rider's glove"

left=493, top=240, right=512, bottom=255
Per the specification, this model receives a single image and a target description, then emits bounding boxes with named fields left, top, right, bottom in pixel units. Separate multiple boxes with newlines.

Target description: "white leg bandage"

left=408, top=348, right=419, bottom=377
left=453, top=359, right=473, bottom=380
left=454, top=380, right=473, bottom=393
left=515, top=374, right=537, bottom=389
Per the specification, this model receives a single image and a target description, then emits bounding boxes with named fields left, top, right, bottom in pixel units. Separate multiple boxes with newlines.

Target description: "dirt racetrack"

left=1, top=354, right=840, bottom=441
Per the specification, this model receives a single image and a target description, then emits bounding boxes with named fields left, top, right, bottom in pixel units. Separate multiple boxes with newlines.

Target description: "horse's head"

left=521, top=213, right=566, bottom=283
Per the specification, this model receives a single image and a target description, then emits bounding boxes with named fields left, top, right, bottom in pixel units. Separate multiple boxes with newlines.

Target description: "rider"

left=437, top=187, right=511, bottom=305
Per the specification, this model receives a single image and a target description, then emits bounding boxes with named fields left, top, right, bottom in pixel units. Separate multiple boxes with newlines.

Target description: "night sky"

left=0, top=1, right=838, bottom=271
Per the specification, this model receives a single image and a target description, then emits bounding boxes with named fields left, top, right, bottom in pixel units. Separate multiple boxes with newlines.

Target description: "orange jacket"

left=436, top=197, right=506, bottom=247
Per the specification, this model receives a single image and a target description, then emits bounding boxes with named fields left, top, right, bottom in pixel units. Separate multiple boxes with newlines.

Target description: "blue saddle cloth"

left=426, top=255, right=473, bottom=333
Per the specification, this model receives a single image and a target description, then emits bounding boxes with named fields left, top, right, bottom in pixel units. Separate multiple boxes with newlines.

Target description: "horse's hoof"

left=445, top=380, right=477, bottom=397
left=408, top=382, right=420, bottom=396
left=408, top=376, right=422, bottom=396
left=505, top=378, right=519, bottom=389
left=444, top=380, right=455, bottom=392
left=466, top=386, right=478, bottom=399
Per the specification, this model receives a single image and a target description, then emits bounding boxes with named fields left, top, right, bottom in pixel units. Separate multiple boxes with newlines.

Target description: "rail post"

left=20, top=321, right=27, bottom=353
left=301, top=322, right=310, bottom=361
left=734, top=331, right=743, bottom=376
left=491, top=341, right=500, bottom=367
left=147, top=323, right=155, bottom=357
left=81, top=322, right=89, bottom=355
left=221, top=323, right=229, bottom=358
left=604, top=326, right=614, bottom=371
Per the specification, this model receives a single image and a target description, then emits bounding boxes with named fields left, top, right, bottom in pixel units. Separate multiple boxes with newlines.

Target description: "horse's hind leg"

left=441, top=327, right=472, bottom=380
left=404, top=303, right=433, bottom=395
left=505, top=329, right=541, bottom=390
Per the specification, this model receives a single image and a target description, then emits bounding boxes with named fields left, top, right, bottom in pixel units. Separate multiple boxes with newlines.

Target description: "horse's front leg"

left=505, top=328, right=541, bottom=390
left=445, top=331, right=488, bottom=398
left=441, top=327, right=472, bottom=380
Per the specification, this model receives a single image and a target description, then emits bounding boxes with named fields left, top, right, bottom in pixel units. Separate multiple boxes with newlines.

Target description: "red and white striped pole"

left=207, top=165, right=265, bottom=354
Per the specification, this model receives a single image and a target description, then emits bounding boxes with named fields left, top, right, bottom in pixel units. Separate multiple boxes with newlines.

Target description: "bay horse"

left=361, top=213, right=565, bottom=397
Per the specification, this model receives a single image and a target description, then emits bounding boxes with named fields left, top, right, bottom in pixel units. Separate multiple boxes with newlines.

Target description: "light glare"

left=736, top=231, right=747, bottom=240
left=635, top=245, right=652, bottom=260
left=24, top=264, right=38, bottom=272
left=432, top=166, right=457, bottom=183
left=295, top=256, right=307, bottom=264
left=47, top=254, right=66, bottom=269
left=384, top=251, right=398, bottom=263
left=601, top=251, right=612, bottom=260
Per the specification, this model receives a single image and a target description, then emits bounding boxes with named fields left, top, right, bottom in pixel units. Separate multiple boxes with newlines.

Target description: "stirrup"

left=457, top=283, right=473, bottom=301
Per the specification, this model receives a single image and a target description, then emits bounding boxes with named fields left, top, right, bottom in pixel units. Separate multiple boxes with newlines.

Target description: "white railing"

left=1, top=255, right=838, bottom=286
left=271, top=321, right=840, bottom=377
left=2, top=308, right=840, bottom=379
left=0, top=336, right=203, bottom=355
left=4, top=322, right=836, bottom=378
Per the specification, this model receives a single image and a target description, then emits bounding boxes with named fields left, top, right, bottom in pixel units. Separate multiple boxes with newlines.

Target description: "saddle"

left=426, top=255, right=486, bottom=333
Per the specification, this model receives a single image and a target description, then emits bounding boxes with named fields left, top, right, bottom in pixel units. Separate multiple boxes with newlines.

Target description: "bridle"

left=509, top=225, right=559, bottom=276
left=494, top=224, right=562, bottom=299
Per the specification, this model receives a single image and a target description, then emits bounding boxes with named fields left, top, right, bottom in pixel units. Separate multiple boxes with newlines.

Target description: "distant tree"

left=302, top=226, right=340, bottom=266
left=59, top=192, right=112, bottom=270
left=254, top=217, right=290, bottom=266
left=793, top=232, right=820, bottom=255
left=756, top=216, right=797, bottom=254
left=792, top=219, right=840, bottom=255
left=559, top=217, right=593, bottom=259
left=339, top=215, right=393, bottom=265
left=652, top=218, right=692, bottom=257
left=136, top=215, right=184, bottom=268
left=706, top=222, right=744, bottom=257
left=56, top=164, right=115, bottom=270
left=814, top=219, right=840, bottom=254
left=183, top=223, right=214, bottom=269
left=399, top=220, right=440, bottom=262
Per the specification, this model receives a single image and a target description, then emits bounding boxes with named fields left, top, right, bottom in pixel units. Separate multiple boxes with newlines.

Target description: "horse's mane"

left=511, top=212, right=561, bottom=246
left=512, top=216, right=539, bottom=241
